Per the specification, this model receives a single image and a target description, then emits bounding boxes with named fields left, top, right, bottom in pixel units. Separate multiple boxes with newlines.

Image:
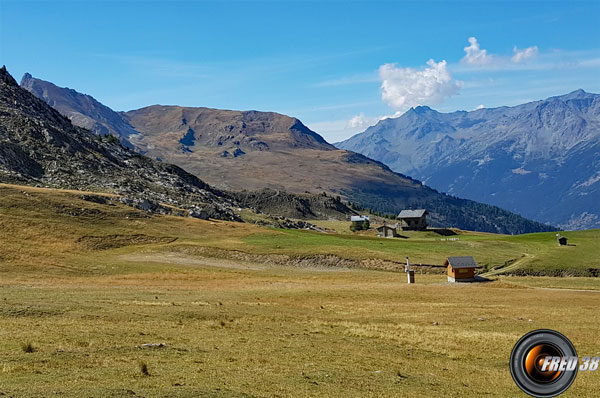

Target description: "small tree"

left=106, top=134, right=120, bottom=145
left=350, top=219, right=369, bottom=232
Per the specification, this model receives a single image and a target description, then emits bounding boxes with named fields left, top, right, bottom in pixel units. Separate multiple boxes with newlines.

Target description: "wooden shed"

left=556, top=234, right=568, bottom=246
left=398, top=209, right=428, bottom=231
left=377, top=224, right=398, bottom=238
left=558, top=237, right=568, bottom=246
left=445, top=256, right=480, bottom=283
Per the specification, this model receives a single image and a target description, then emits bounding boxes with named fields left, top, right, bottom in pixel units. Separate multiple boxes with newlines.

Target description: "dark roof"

left=398, top=209, right=428, bottom=218
left=376, top=225, right=396, bottom=231
left=444, top=256, right=478, bottom=269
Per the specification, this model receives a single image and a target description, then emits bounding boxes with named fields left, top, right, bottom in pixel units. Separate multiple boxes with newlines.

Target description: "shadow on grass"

left=431, top=228, right=458, bottom=236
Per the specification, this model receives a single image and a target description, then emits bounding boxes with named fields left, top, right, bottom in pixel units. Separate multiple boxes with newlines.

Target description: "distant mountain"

left=337, top=91, right=600, bottom=230
left=19, top=72, right=556, bottom=234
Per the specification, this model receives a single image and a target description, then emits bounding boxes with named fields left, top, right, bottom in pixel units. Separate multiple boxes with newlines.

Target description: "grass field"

left=1, top=183, right=599, bottom=397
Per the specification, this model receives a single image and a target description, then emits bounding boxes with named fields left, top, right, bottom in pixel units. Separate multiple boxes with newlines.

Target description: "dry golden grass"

left=1, top=183, right=599, bottom=397
left=1, top=269, right=599, bottom=397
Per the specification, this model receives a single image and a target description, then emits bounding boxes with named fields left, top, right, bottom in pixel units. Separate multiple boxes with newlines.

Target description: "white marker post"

left=406, top=256, right=415, bottom=284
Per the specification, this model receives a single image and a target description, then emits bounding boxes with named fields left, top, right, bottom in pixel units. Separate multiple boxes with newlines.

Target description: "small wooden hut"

left=377, top=224, right=398, bottom=238
left=556, top=233, right=568, bottom=246
left=445, top=256, right=480, bottom=283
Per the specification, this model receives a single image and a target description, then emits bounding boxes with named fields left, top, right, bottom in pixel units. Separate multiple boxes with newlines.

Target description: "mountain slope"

left=0, top=66, right=239, bottom=220
left=337, top=92, right=600, bottom=230
left=20, top=73, right=137, bottom=147
left=19, top=72, right=555, bottom=234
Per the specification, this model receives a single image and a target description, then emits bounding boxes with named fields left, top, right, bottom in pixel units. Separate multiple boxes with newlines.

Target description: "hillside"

left=1, top=183, right=599, bottom=398
left=20, top=72, right=137, bottom=148
left=337, top=92, right=600, bottom=230
left=0, top=66, right=240, bottom=220
left=19, top=72, right=555, bottom=234
left=1, top=182, right=598, bottom=276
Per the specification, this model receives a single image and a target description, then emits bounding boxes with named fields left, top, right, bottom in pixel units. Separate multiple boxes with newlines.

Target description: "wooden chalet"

left=398, top=209, right=428, bottom=231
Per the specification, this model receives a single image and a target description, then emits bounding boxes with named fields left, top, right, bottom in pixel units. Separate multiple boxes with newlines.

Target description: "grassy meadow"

left=1, top=183, right=599, bottom=397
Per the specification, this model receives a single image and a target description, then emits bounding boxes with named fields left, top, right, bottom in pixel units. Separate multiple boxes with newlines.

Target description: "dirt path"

left=480, top=253, right=533, bottom=277
left=118, top=253, right=268, bottom=271
left=534, top=287, right=600, bottom=293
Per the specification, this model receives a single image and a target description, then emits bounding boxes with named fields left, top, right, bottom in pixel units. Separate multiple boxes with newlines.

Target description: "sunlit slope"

left=1, top=183, right=598, bottom=277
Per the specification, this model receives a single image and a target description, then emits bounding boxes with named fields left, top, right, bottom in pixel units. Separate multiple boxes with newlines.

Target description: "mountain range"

left=337, top=92, right=600, bottom=230
left=14, top=70, right=555, bottom=234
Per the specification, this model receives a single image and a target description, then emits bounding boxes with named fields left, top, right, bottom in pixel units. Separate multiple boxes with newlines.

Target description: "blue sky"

left=1, top=0, right=599, bottom=142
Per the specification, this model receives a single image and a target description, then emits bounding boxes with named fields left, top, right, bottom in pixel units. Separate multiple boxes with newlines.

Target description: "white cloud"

left=379, top=59, right=461, bottom=113
left=474, top=104, right=485, bottom=110
left=512, top=45, right=539, bottom=63
left=462, top=37, right=494, bottom=66
left=307, top=119, right=363, bottom=143
left=306, top=113, right=387, bottom=143
left=461, top=37, right=539, bottom=69
left=347, top=113, right=378, bottom=129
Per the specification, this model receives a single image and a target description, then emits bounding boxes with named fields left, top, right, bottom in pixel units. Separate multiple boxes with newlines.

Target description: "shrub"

left=138, top=360, right=150, bottom=376
left=21, top=342, right=35, bottom=353
left=106, top=134, right=120, bottom=145
left=350, top=220, right=370, bottom=232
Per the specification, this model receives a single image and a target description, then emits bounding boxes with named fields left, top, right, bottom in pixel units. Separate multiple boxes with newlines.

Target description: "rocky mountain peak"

left=560, top=89, right=589, bottom=100
left=19, top=73, right=138, bottom=146
left=20, top=72, right=33, bottom=87
left=411, top=105, right=435, bottom=114
left=0, top=66, right=18, bottom=86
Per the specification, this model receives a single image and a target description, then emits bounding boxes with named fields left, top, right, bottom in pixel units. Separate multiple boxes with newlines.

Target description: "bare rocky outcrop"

left=231, top=189, right=354, bottom=220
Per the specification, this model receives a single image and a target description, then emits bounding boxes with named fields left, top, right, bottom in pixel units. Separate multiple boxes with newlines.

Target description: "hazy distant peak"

left=567, top=88, right=587, bottom=95
left=555, top=88, right=591, bottom=101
